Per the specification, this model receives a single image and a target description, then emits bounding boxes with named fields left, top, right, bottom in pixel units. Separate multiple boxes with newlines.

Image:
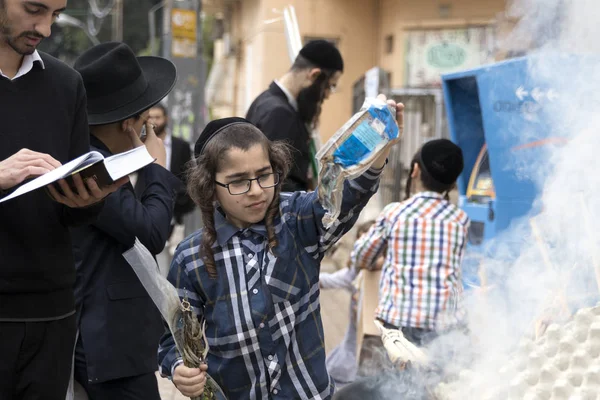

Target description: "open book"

left=0, top=146, right=155, bottom=203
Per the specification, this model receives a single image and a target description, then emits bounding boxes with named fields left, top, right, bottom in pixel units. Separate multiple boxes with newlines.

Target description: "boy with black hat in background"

left=69, top=42, right=180, bottom=399
left=350, top=139, right=470, bottom=347
left=246, top=39, right=344, bottom=192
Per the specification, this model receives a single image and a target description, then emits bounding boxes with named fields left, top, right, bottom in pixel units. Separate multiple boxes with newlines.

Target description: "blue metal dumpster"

left=441, top=54, right=597, bottom=287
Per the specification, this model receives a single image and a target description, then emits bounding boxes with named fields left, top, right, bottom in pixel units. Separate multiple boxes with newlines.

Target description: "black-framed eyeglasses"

left=215, top=172, right=280, bottom=195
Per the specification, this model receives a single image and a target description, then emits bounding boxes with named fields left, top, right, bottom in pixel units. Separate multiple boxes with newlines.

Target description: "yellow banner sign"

left=171, top=9, right=197, bottom=40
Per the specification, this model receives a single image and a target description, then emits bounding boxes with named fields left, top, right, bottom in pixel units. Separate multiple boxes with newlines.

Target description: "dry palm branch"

left=176, top=294, right=217, bottom=400
left=122, top=239, right=227, bottom=400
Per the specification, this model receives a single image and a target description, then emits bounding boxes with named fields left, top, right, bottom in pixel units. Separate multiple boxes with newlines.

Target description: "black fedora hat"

left=74, top=42, right=177, bottom=125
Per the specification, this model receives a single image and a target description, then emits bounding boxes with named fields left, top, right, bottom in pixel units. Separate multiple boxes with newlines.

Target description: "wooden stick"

left=535, top=319, right=549, bottom=340
left=529, top=217, right=570, bottom=315
left=529, top=216, right=572, bottom=340
left=532, top=263, right=578, bottom=340
left=478, top=258, right=488, bottom=292
left=529, top=217, right=556, bottom=272
left=577, top=193, right=600, bottom=294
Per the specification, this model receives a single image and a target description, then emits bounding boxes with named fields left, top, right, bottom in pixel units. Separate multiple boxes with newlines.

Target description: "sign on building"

left=405, top=26, right=495, bottom=87
left=171, top=8, right=197, bottom=59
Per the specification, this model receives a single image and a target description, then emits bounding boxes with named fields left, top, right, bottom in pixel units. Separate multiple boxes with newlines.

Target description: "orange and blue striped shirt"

left=350, top=191, right=470, bottom=331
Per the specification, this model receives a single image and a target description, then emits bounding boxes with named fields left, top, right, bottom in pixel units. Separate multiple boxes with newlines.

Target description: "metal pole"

left=183, top=0, right=205, bottom=236
left=149, top=1, right=166, bottom=56
left=162, top=0, right=173, bottom=60
left=112, top=0, right=123, bottom=41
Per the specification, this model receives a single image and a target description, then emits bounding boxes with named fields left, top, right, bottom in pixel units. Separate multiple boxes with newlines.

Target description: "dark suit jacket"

left=135, top=136, right=195, bottom=238
left=135, top=135, right=194, bottom=236
left=170, top=135, right=195, bottom=224
left=71, top=136, right=180, bottom=383
left=246, top=82, right=311, bottom=192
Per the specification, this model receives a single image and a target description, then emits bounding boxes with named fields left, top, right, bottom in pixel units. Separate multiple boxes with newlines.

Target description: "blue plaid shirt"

left=158, top=168, right=382, bottom=400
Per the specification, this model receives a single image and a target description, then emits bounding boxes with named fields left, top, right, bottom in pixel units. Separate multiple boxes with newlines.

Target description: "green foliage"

left=123, top=0, right=163, bottom=54
left=41, top=0, right=163, bottom=62
left=137, top=37, right=160, bottom=56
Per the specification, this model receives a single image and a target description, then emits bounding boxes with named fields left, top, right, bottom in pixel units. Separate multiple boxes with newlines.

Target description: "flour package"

left=316, top=97, right=400, bottom=228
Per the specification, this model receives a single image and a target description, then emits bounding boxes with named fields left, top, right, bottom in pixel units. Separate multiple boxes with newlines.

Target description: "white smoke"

left=333, top=2, right=600, bottom=398
left=435, top=0, right=600, bottom=398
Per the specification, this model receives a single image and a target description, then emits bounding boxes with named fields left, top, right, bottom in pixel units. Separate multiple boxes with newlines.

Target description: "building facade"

left=205, top=0, right=507, bottom=139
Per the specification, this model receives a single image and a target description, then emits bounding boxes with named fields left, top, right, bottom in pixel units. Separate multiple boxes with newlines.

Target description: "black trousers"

left=74, top=338, right=161, bottom=400
left=74, top=369, right=160, bottom=400
left=0, top=314, right=76, bottom=400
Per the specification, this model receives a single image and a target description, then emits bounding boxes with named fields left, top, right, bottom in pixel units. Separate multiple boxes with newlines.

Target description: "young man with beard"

left=148, top=103, right=195, bottom=237
left=0, top=1, right=124, bottom=399
left=246, top=39, right=343, bottom=192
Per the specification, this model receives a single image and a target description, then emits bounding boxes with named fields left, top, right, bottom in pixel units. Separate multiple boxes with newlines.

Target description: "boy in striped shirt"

left=350, top=139, right=469, bottom=346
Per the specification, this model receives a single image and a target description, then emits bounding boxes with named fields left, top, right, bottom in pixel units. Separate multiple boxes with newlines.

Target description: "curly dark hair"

left=187, top=124, right=292, bottom=278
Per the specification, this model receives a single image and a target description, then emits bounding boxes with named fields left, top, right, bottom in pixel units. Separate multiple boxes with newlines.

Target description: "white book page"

left=0, top=151, right=104, bottom=203
left=104, top=146, right=155, bottom=181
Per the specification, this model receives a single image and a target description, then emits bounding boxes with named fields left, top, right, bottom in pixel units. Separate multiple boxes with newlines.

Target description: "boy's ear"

left=121, top=116, right=138, bottom=134
left=411, top=163, right=421, bottom=179
left=121, top=119, right=132, bottom=133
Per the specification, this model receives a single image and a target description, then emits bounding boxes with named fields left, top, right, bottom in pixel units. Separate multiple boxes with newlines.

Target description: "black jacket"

left=169, top=135, right=195, bottom=224
left=71, top=136, right=180, bottom=383
left=135, top=135, right=194, bottom=230
left=246, top=82, right=311, bottom=192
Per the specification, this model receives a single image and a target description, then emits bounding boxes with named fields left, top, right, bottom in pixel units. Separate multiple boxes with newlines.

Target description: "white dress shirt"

left=0, top=50, right=45, bottom=80
left=163, top=130, right=173, bottom=172
left=274, top=80, right=298, bottom=111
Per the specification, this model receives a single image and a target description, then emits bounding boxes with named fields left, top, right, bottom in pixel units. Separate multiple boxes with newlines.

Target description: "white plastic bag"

left=122, top=239, right=227, bottom=400
left=316, top=97, right=400, bottom=228
left=122, top=239, right=181, bottom=334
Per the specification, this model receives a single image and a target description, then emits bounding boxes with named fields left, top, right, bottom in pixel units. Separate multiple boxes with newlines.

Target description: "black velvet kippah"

left=194, top=117, right=252, bottom=158
left=299, top=40, right=344, bottom=72
left=419, top=139, right=464, bottom=185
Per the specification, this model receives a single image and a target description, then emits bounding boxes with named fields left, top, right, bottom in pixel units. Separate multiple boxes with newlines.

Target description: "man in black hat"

left=69, top=42, right=180, bottom=400
left=246, top=39, right=344, bottom=191
left=0, top=2, right=126, bottom=399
